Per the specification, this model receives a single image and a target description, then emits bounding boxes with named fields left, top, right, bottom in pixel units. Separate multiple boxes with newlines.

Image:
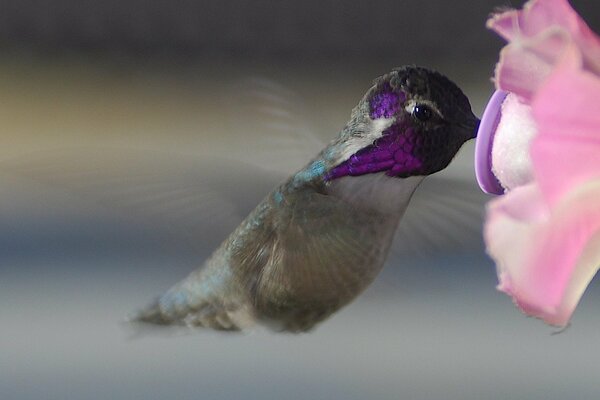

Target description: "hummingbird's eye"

left=413, top=104, right=433, bottom=122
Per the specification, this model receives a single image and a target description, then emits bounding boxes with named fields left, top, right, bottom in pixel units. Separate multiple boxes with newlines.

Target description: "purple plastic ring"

left=475, top=90, right=508, bottom=195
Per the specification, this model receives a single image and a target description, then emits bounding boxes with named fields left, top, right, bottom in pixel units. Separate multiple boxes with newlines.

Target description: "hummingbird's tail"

left=132, top=299, right=180, bottom=326
left=130, top=287, right=256, bottom=331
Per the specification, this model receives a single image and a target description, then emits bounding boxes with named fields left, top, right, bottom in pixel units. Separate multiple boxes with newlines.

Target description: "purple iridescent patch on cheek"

left=369, top=85, right=406, bottom=119
left=325, top=124, right=423, bottom=180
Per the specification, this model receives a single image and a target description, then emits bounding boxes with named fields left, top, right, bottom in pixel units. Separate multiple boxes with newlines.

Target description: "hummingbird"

left=133, top=65, right=480, bottom=332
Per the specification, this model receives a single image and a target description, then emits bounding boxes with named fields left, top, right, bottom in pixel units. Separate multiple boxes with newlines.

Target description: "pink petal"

left=494, top=28, right=571, bottom=101
left=486, top=182, right=600, bottom=326
left=488, top=0, right=596, bottom=43
left=531, top=58, right=600, bottom=206
left=488, top=0, right=600, bottom=98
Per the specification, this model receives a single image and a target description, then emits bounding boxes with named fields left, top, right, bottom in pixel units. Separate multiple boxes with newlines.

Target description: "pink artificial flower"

left=479, top=0, right=600, bottom=326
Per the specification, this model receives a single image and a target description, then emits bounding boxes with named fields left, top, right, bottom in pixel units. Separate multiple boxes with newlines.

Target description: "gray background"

left=0, top=0, right=598, bottom=63
left=1, top=1, right=600, bottom=399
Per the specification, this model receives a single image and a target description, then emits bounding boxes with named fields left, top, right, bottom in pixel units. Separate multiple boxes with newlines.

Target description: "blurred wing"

left=0, top=76, right=328, bottom=256
left=223, top=76, right=325, bottom=174
left=0, top=146, right=283, bottom=255
left=392, top=175, right=487, bottom=258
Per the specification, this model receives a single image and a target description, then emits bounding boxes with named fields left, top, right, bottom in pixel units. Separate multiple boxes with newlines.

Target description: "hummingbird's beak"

left=472, top=117, right=481, bottom=138
left=459, top=116, right=481, bottom=140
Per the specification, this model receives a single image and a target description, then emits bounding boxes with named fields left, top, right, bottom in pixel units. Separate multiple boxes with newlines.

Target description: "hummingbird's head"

left=325, top=66, right=479, bottom=180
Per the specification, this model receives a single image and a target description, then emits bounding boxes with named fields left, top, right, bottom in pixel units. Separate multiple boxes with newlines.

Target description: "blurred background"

left=1, top=1, right=600, bottom=399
